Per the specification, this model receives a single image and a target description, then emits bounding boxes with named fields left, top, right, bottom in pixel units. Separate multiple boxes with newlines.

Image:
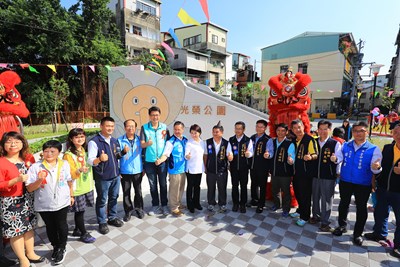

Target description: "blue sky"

left=61, top=0, right=400, bottom=78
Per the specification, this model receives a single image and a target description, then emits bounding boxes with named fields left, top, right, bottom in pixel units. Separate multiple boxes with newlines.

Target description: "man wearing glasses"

left=332, top=121, right=382, bottom=246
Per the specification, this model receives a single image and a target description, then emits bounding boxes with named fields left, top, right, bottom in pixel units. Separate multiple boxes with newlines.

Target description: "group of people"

left=1, top=106, right=400, bottom=266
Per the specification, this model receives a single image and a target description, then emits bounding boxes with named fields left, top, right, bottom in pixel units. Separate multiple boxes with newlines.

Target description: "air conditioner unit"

left=142, top=10, right=149, bottom=15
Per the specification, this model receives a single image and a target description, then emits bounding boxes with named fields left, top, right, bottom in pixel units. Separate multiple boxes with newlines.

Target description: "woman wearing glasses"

left=0, top=132, right=44, bottom=267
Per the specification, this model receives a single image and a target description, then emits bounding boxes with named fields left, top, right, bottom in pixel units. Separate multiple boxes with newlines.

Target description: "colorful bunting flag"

left=178, top=8, right=201, bottom=26
left=233, top=82, right=239, bottom=87
left=219, top=80, right=224, bottom=87
left=198, top=0, right=210, bottom=22
left=205, top=79, right=210, bottom=86
left=247, top=83, right=253, bottom=88
left=151, top=59, right=162, bottom=69
left=47, top=65, right=56, bottom=73
left=105, top=65, right=111, bottom=71
left=147, top=65, right=155, bottom=71
left=388, top=90, right=394, bottom=97
left=71, top=65, right=78, bottom=73
left=192, top=77, right=199, bottom=83
left=154, top=55, right=165, bottom=61
left=342, top=91, right=349, bottom=95
left=374, top=91, right=379, bottom=97
left=157, top=49, right=166, bottom=61
left=28, top=65, right=39, bottom=74
left=168, top=28, right=182, bottom=48
left=161, top=41, right=175, bottom=56
left=89, top=65, right=95, bottom=73
left=261, top=85, right=265, bottom=91
left=20, top=63, right=29, bottom=69
left=357, top=92, right=362, bottom=99
left=0, top=63, right=8, bottom=69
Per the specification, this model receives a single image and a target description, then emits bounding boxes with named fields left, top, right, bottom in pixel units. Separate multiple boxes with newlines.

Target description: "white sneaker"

left=219, top=205, right=227, bottom=213
left=148, top=206, right=161, bottom=216
left=208, top=205, right=215, bottom=212
left=161, top=206, right=170, bottom=216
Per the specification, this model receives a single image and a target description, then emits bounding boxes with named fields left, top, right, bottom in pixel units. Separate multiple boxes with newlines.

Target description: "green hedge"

left=28, top=129, right=99, bottom=154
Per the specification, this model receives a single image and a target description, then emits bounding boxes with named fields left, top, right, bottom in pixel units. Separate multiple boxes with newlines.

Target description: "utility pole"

left=348, top=39, right=364, bottom=119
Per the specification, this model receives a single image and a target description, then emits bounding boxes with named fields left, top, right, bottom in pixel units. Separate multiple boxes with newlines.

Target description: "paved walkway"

left=4, top=174, right=400, bottom=267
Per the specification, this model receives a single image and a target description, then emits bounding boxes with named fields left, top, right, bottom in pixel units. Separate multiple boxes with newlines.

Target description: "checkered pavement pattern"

left=4, top=181, right=400, bottom=267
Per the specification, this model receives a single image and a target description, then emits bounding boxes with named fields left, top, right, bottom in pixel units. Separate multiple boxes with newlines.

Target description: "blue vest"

left=341, top=140, right=375, bottom=186
left=141, top=122, right=168, bottom=162
left=90, top=134, right=120, bottom=180
left=167, top=135, right=187, bottom=174
left=117, top=134, right=143, bottom=175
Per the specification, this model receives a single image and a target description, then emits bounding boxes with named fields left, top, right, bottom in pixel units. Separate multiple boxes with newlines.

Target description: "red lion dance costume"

left=267, top=68, right=312, bottom=137
left=0, top=71, right=30, bottom=138
left=266, top=68, right=312, bottom=207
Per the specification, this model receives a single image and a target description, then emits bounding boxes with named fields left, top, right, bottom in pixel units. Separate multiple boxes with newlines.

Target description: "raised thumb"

left=101, top=150, right=105, bottom=154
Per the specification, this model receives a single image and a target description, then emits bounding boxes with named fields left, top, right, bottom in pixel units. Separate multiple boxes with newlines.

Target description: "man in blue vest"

left=117, top=119, right=144, bottom=222
left=88, top=116, right=124, bottom=235
left=364, top=120, right=400, bottom=257
left=140, top=106, right=170, bottom=216
left=157, top=121, right=187, bottom=216
left=311, top=120, right=341, bottom=232
left=333, top=121, right=382, bottom=246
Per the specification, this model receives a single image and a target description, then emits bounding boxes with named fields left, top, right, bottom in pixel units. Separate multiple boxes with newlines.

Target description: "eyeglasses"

left=5, top=140, right=22, bottom=145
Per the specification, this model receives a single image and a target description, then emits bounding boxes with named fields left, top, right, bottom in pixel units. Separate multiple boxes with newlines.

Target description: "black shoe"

left=123, top=212, right=132, bottom=222
left=240, top=205, right=246, bottom=213
left=54, top=249, right=66, bottom=265
left=189, top=208, right=195, bottom=213
left=232, top=204, right=239, bottom=212
left=108, top=218, right=124, bottom=227
left=51, top=247, right=59, bottom=260
left=353, top=236, right=363, bottom=246
left=71, top=228, right=81, bottom=237
left=0, top=256, right=18, bottom=267
left=246, top=200, right=258, bottom=207
left=256, top=206, right=263, bottom=213
left=27, top=256, right=46, bottom=263
left=136, top=209, right=145, bottom=219
left=195, top=205, right=203, bottom=211
left=391, top=248, right=400, bottom=258
left=332, top=226, right=347, bottom=236
left=364, top=232, right=386, bottom=242
left=99, top=223, right=109, bottom=235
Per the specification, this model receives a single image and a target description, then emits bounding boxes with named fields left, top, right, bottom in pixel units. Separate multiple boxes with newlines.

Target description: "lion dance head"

left=267, top=68, right=311, bottom=137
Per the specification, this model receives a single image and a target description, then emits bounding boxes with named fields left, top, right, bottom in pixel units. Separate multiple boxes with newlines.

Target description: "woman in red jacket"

left=0, top=132, right=43, bottom=267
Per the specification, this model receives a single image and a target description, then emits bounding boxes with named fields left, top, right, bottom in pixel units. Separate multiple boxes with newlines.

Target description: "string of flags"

left=0, top=62, right=111, bottom=74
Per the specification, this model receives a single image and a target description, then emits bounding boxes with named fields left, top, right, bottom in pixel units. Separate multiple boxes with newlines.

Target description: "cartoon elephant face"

left=122, top=84, right=170, bottom=128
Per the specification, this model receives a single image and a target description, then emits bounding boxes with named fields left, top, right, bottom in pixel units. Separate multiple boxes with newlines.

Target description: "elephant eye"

left=150, top=97, right=157, bottom=105
left=299, top=87, right=308, bottom=96
left=270, top=89, right=277, bottom=97
left=132, top=97, right=139, bottom=105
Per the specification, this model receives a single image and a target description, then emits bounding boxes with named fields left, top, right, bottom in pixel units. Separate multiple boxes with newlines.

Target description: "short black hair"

left=256, top=119, right=268, bottom=127
left=332, top=127, right=345, bottom=138
left=317, top=120, right=332, bottom=129
left=42, top=140, right=62, bottom=152
left=148, top=106, right=161, bottom=115
left=291, top=119, right=304, bottom=127
left=235, top=121, right=246, bottom=129
left=276, top=123, right=288, bottom=131
left=174, top=121, right=185, bottom=128
left=352, top=121, right=368, bottom=129
left=124, top=119, right=137, bottom=127
left=213, top=123, right=224, bottom=132
left=100, top=116, right=115, bottom=125
left=189, top=124, right=202, bottom=135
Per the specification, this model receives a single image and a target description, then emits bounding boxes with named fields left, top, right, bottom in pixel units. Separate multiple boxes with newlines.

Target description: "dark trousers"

left=271, top=175, right=292, bottom=212
left=186, top=173, right=202, bottom=209
left=373, top=188, right=400, bottom=248
left=293, top=175, right=313, bottom=221
left=206, top=172, right=228, bottom=206
left=40, top=206, right=69, bottom=250
left=338, top=180, right=371, bottom=237
left=121, top=173, right=144, bottom=213
left=144, top=162, right=168, bottom=207
left=249, top=169, right=259, bottom=203
left=230, top=167, right=249, bottom=206
left=250, top=168, right=268, bottom=208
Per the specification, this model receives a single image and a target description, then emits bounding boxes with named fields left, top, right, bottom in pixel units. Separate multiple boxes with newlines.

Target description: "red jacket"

left=0, top=155, right=35, bottom=197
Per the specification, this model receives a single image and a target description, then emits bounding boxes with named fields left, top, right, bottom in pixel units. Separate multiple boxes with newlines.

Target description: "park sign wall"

left=108, top=65, right=268, bottom=139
